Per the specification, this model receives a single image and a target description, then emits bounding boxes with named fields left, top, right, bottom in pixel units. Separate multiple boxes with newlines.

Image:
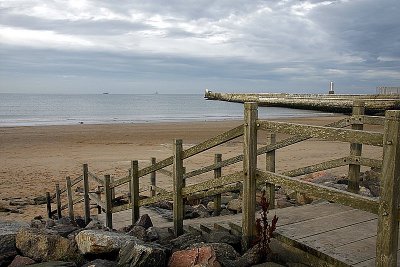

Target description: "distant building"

left=376, top=86, right=400, bottom=94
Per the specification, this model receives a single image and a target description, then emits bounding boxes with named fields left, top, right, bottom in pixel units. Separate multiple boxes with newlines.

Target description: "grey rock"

left=169, top=232, right=205, bottom=250
left=219, top=209, right=234, bottom=216
left=0, top=220, right=29, bottom=254
left=194, top=204, right=210, bottom=218
left=31, top=219, right=45, bottom=229
left=227, top=198, right=242, bottom=213
left=51, top=224, right=79, bottom=238
left=33, top=196, right=48, bottom=205
left=8, top=255, right=36, bottom=267
left=45, top=219, right=56, bottom=228
left=118, top=241, right=168, bottom=267
left=16, top=228, right=80, bottom=262
left=204, top=230, right=241, bottom=248
left=146, top=227, right=159, bottom=241
left=85, top=219, right=105, bottom=230
left=135, top=214, right=153, bottom=229
left=75, top=229, right=139, bottom=255
left=127, top=226, right=147, bottom=241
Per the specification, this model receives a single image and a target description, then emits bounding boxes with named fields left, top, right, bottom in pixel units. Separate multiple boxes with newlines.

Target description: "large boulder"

left=169, top=232, right=205, bottom=250
left=168, top=246, right=221, bottom=267
left=118, top=241, right=168, bottom=267
left=204, top=230, right=241, bottom=251
left=189, top=243, right=240, bottom=267
left=16, top=228, right=79, bottom=262
left=82, top=259, right=117, bottom=267
left=29, top=261, right=77, bottom=267
left=0, top=221, right=28, bottom=254
left=227, top=198, right=242, bottom=213
left=75, top=230, right=139, bottom=255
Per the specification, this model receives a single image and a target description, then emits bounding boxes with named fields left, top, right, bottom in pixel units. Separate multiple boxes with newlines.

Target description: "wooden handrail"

left=258, top=120, right=383, bottom=146
left=87, top=171, right=104, bottom=185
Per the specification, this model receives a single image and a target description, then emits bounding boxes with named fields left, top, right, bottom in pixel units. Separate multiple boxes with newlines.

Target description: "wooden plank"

left=82, top=164, right=90, bottom=225
left=355, top=251, right=400, bottom=267
left=87, top=171, right=104, bottom=185
left=131, top=160, right=139, bottom=224
left=376, top=110, right=400, bottom=267
left=51, top=175, right=83, bottom=200
left=66, top=176, right=74, bottom=221
left=299, top=219, right=377, bottom=251
left=276, top=209, right=376, bottom=240
left=182, top=124, right=244, bottom=159
left=282, top=157, right=349, bottom=177
left=181, top=171, right=243, bottom=196
left=242, top=102, right=258, bottom=251
left=256, top=170, right=380, bottom=216
left=356, top=157, right=382, bottom=169
left=150, top=185, right=170, bottom=195
left=104, top=174, right=113, bottom=229
left=173, top=139, right=184, bottom=237
left=139, top=192, right=173, bottom=206
left=348, top=100, right=364, bottom=193
left=150, top=157, right=156, bottom=197
left=258, top=121, right=383, bottom=146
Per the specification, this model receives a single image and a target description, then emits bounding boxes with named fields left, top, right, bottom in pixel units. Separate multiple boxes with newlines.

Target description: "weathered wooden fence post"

left=55, top=183, right=62, bottom=219
left=46, top=192, right=52, bottom=218
left=242, top=102, right=258, bottom=251
left=348, top=100, right=365, bottom=193
left=150, top=157, right=156, bottom=197
left=266, top=133, right=276, bottom=209
left=104, top=174, right=113, bottom=229
left=376, top=110, right=400, bottom=267
left=82, top=163, right=90, bottom=225
left=173, top=139, right=184, bottom=237
left=131, top=160, right=139, bottom=224
left=97, top=185, right=102, bottom=214
left=66, top=176, right=74, bottom=221
left=213, top=154, right=222, bottom=215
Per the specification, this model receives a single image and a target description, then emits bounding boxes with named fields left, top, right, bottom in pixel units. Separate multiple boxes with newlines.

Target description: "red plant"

left=253, top=190, right=278, bottom=261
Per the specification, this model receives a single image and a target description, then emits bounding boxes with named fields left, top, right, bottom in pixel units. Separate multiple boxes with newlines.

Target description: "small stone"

left=194, top=204, right=210, bottom=218
left=45, top=219, right=56, bottom=228
left=227, top=198, right=242, bottom=213
left=127, top=226, right=147, bottom=241
left=8, top=255, right=36, bottom=267
left=219, top=209, right=234, bottom=216
left=135, top=214, right=153, bottom=229
left=146, top=227, right=159, bottom=241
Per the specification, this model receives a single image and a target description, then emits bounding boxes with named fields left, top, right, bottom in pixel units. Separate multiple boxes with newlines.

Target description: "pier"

left=204, top=91, right=400, bottom=114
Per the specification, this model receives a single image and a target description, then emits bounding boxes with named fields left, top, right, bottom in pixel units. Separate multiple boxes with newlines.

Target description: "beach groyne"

left=204, top=90, right=400, bottom=114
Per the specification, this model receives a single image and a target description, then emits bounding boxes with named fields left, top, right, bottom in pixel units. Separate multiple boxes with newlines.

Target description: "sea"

left=0, top=93, right=333, bottom=127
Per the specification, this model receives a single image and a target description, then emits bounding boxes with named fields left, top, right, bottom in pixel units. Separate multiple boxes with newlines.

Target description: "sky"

left=0, top=0, right=399, bottom=94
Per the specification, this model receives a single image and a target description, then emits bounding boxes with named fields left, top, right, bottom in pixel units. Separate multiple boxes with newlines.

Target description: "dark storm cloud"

left=0, top=0, right=399, bottom=94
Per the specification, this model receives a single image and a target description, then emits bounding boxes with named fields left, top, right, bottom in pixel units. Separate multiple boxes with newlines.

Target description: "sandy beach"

left=0, top=116, right=383, bottom=222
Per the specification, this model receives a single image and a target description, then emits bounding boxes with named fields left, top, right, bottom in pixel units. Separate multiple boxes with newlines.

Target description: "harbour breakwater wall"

left=204, top=91, right=400, bottom=114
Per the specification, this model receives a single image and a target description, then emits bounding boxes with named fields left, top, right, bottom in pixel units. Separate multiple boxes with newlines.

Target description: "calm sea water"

left=0, top=94, right=332, bottom=127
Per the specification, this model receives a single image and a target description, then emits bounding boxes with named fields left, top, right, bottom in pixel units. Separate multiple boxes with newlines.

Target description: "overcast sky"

left=0, top=0, right=399, bottom=94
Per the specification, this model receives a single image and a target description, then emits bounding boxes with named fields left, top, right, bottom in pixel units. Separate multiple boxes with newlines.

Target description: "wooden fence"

left=46, top=101, right=400, bottom=267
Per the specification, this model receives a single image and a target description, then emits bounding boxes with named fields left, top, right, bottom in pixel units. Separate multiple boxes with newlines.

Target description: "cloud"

left=0, top=0, right=399, bottom=94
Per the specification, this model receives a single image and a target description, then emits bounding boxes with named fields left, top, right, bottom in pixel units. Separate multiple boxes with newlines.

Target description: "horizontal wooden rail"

left=87, top=172, right=104, bottom=185
left=157, top=168, right=172, bottom=177
left=88, top=192, right=105, bottom=210
left=59, top=197, right=84, bottom=211
left=150, top=185, right=170, bottom=195
left=51, top=175, right=83, bottom=200
left=111, top=191, right=174, bottom=213
left=282, top=157, right=350, bottom=177
left=182, top=125, right=244, bottom=159
left=360, top=115, right=385, bottom=126
left=182, top=171, right=243, bottom=196
left=111, top=125, right=244, bottom=188
left=184, top=118, right=351, bottom=180
left=186, top=183, right=241, bottom=200
left=256, top=169, right=380, bottom=216
left=258, top=121, right=383, bottom=146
